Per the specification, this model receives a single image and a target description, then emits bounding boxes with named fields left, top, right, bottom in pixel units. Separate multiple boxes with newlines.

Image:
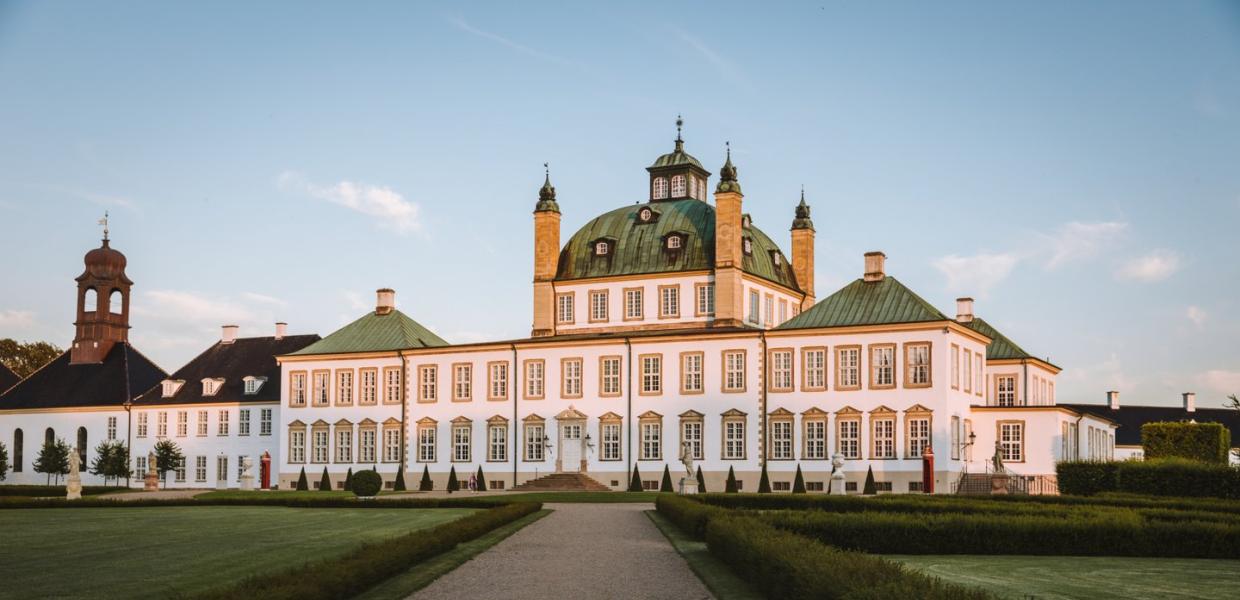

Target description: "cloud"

left=1040, top=221, right=1127, bottom=269
left=1063, top=353, right=1135, bottom=392
left=1199, top=370, right=1240, bottom=396
left=0, top=309, right=36, bottom=330
left=1115, top=249, right=1181, bottom=282
left=278, top=172, right=422, bottom=234
left=446, top=15, right=576, bottom=67
left=1186, top=305, right=1207, bottom=327
left=931, top=252, right=1019, bottom=299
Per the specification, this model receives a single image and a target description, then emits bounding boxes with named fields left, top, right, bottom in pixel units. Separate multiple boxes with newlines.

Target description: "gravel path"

left=410, top=503, right=713, bottom=600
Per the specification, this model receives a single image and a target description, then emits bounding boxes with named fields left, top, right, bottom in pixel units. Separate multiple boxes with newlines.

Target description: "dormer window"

left=671, top=175, right=686, bottom=198
left=202, top=378, right=225, bottom=397
left=742, top=238, right=753, bottom=255
left=773, top=253, right=782, bottom=266
left=667, top=236, right=682, bottom=250
left=742, top=214, right=752, bottom=228
left=243, top=376, right=267, bottom=395
left=652, top=177, right=668, bottom=200
left=161, top=379, right=185, bottom=398
left=596, top=242, right=609, bottom=256
left=639, top=207, right=653, bottom=223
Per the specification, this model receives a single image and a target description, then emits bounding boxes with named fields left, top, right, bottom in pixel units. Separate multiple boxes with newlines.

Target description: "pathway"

left=410, top=503, right=713, bottom=600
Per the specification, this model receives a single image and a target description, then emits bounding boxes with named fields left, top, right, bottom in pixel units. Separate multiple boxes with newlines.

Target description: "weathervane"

left=98, top=211, right=110, bottom=241
left=676, top=114, right=683, bottom=141
left=544, top=162, right=549, bottom=176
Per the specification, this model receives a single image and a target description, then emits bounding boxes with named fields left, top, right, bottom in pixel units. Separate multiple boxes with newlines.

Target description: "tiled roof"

left=1061, top=403, right=1240, bottom=447
left=0, top=343, right=166, bottom=410
left=963, top=317, right=1033, bottom=360
left=0, top=362, right=19, bottom=394
left=290, top=309, right=448, bottom=355
left=555, top=199, right=799, bottom=290
left=776, top=276, right=949, bottom=330
left=133, top=334, right=320, bottom=406
left=649, top=149, right=705, bottom=170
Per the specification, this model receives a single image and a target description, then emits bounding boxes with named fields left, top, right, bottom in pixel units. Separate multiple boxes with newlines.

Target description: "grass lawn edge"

left=645, top=509, right=763, bottom=600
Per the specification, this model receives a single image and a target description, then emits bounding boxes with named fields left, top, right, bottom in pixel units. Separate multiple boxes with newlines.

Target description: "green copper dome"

left=555, top=199, right=800, bottom=290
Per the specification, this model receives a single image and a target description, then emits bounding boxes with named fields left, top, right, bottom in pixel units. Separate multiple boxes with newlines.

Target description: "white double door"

left=560, top=422, right=583, bottom=472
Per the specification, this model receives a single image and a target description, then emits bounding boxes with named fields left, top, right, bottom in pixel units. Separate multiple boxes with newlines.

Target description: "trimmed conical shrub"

left=419, top=465, right=433, bottom=491
left=475, top=466, right=487, bottom=491
left=758, top=463, right=772, bottom=494
left=318, top=467, right=331, bottom=492
left=628, top=465, right=643, bottom=492
left=296, top=467, right=309, bottom=491
left=792, top=464, right=806, bottom=494
left=695, top=465, right=706, bottom=493
left=725, top=466, right=739, bottom=493
left=660, top=465, right=674, bottom=492
left=447, top=466, right=459, bottom=493
left=344, top=467, right=354, bottom=491
left=863, top=465, right=877, bottom=495
left=393, top=468, right=407, bottom=491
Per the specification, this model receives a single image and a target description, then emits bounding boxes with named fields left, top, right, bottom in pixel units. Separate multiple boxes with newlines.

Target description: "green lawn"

left=888, top=555, right=1240, bottom=600
left=0, top=506, right=476, bottom=599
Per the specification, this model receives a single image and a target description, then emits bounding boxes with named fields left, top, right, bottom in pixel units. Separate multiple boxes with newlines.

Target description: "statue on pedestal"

left=66, top=451, right=83, bottom=500
left=144, top=450, right=159, bottom=491
left=990, top=441, right=1010, bottom=495
left=677, top=441, right=698, bottom=494
left=239, top=456, right=255, bottom=491
left=830, top=453, right=847, bottom=495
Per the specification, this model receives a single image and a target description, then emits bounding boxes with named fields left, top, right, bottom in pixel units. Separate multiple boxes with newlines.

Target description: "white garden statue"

left=239, top=456, right=255, bottom=491
left=678, top=440, right=698, bottom=494
left=66, top=450, right=83, bottom=500
left=830, top=452, right=847, bottom=495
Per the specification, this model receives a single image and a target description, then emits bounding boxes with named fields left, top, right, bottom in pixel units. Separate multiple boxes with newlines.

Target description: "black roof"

left=133, top=334, right=319, bottom=406
left=1062, top=402, right=1240, bottom=447
left=0, top=362, right=20, bottom=394
left=0, top=343, right=166, bottom=410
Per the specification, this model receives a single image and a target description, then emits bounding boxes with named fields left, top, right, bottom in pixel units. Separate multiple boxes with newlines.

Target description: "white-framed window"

left=525, top=424, right=545, bottom=461
left=312, top=428, right=329, bottom=463
left=360, top=369, right=378, bottom=405
left=161, top=380, right=182, bottom=398
left=764, top=295, right=773, bottom=327
left=963, top=350, right=973, bottom=394
left=951, top=415, right=961, bottom=460
left=681, top=353, right=703, bottom=393
left=667, top=235, right=681, bottom=249
left=157, top=411, right=168, bottom=437
left=698, top=179, right=706, bottom=200
left=670, top=174, right=686, bottom=197
left=974, top=354, right=983, bottom=394
left=196, top=410, right=208, bottom=436
left=383, top=428, right=401, bottom=463
left=453, top=364, right=472, bottom=401
left=602, top=422, right=621, bottom=461
left=290, top=429, right=306, bottom=463
left=601, top=357, right=621, bottom=396
left=420, top=366, right=438, bottom=402
left=908, top=417, right=930, bottom=457
left=724, top=419, right=745, bottom=460
left=202, top=378, right=222, bottom=397
left=488, top=424, right=507, bottom=462
left=951, top=345, right=960, bottom=390
left=839, top=419, right=860, bottom=459
left=174, top=458, right=186, bottom=482
left=804, top=348, right=826, bottom=389
left=997, top=375, right=1016, bottom=406
left=453, top=425, right=471, bottom=462
left=525, top=360, right=545, bottom=399
left=682, top=420, right=703, bottom=460
left=641, top=355, right=661, bottom=394
left=1000, top=422, right=1024, bottom=462
left=743, top=237, right=753, bottom=255
left=194, top=456, right=206, bottom=482
left=260, top=409, right=272, bottom=436
left=217, top=410, right=229, bottom=436
left=748, top=289, right=760, bottom=324
left=907, top=344, right=931, bottom=386
left=770, top=420, right=793, bottom=460
left=244, top=376, right=264, bottom=395
left=871, top=346, right=895, bottom=387
left=489, top=362, right=508, bottom=400
left=384, top=368, right=401, bottom=404
left=652, top=176, right=668, bottom=199
left=337, top=371, right=353, bottom=405
left=872, top=418, right=895, bottom=458
left=641, top=422, right=661, bottom=460
left=659, top=286, right=679, bottom=318
left=137, top=413, right=148, bottom=438
left=805, top=419, right=826, bottom=459
left=236, top=455, right=247, bottom=481
left=290, top=372, right=307, bottom=406
left=625, top=288, right=643, bottom=319
left=590, top=290, right=608, bottom=321
left=337, top=427, right=353, bottom=463
left=556, top=293, right=574, bottom=324
left=216, top=455, right=228, bottom=483
left=415, top=426, right=433, bottom=462
left=724, top=350, right=746, bottom=392
left=562, top=358, right=582, bottom=397
left=176, top=411, right=188, bottom=437
left=361, top=427, right=377, bottom=463
left=778, top=299, right=787, bottom=324
left=106, top=416, right=117, bottom=441
left=696, top=283, right=714, bottom=315
left=838, top=347, right=860, bottom=388
left=771, top=350, right=793, bottom=391
left=313, top=371, right=330, bottom=406
left=596, top=241, right=609, bottom=255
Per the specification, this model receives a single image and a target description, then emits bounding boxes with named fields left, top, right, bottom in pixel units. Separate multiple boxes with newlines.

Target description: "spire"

left=535, top=162, right=560, bottom=213
left=98, top=211, right=110, bottom=244
left=792, top=186, right=814, bottom=230
left=674, top=114, right=684, bottom=153
left=716, top=142, right=741, bottom=194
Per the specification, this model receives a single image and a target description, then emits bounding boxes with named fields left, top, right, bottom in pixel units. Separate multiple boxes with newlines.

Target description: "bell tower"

left=71, top=215, right=133, bottom=364
left=531, top=165, right=561, bottom=337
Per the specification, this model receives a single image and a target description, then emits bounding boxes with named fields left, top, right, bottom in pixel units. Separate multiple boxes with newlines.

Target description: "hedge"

left=976, top=490, right=1240, bottom=515
left=1142, top=422, right=1231, bottom=464
left=188, top=502, right=541, bottom=600
left=763, top=509, right=1240, bottom=559
left=1055, top=461, right=1120, bottom=496
left=0, top=485, right=130, bottom=497
left=1058, top=459, right=1240, bottom=499
left=0, top=495, right=518, bottom=510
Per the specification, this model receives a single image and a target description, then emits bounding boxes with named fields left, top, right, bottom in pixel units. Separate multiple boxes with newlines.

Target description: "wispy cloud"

left=932, top=252, right=1019, bottom=300
left=446, top=15, right=577, bottom=67
left=1186, top=305, right=1208, bottom=327
left=1064, top=352, right=1135, bottom=392
left=1115, top=249, right=1181, bottom=282
left=278, top=171, right=422, bottom=234
left=1040, top=221, right=1128, bottom=269
left=0, top=309, right=36, bottom=330
left=129, top=289, right=291, bottom=363
left=672, top=28, right=749, bottom=89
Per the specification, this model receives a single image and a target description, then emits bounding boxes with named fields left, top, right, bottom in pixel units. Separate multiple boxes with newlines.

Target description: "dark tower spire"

left=716, top=142, right=741, bottom=193
left=674, top=114, right=684, bottom=153
left=792, top=186, right=814, bottom=230
left=71, top=216, right=133, bottom=364
left=535, top=162, right=559, bottom=213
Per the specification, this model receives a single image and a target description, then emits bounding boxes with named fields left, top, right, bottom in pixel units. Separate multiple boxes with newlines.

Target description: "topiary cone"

left=758, top=463, right=772, bottom=493
left=344, top=467, right=354, bottom=491
left=695, top=465, right=706, bottom=493
left=419, top=465, right=433, bottom=491
left=318, top=466, right=331, bottom=491
left=660, top=464, right=674, bottom=492
left=447, top=466, right=459, bottom=493
left=475, top=466, right=487, bottom=491
left=296, top=467, right=309, bottom=491
left=628, top=465, right=643, bottom=492
left=863, top=465, right=877, bottom=495
left=725, top=465, right=738, bottom=493
left=393, top=468, right=407, bottom=491
left=792, top=464, right=806, bottom=494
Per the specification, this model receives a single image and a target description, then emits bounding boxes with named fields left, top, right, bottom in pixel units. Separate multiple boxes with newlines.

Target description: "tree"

left=295, top=467, right=309, bottom=491
left=475, top=466, right=487, bottom=491
left=757, top=463, right=772, bottom=493
left=628, top=465, right=643, bottom=492
left=447, top=466, right=459, bottom=493
left=1228, top=395, right=1240, bottom=463
left=659, top=465, right=674, bottom=492
left=0, top=441, right=8, bottom=482
left=108, top=443, right=131, bottom=483
left=34, top=438, right=70, bottom=485
left=89, top=441, right=117, bottom=485
left=394, top=468, right=407, bottom=491
left=344, top=468, right=354, bottom=491
left=0, top=339, right=63, bottom=378
left=695, top=465, right=706, bottom=493
left=318, top=467, right=332, bottom=491
left=863, top=466, right=877, bottom=495
left=153, top=440, right=184, bottom=489
left=792, top=464, right=807, bottom=494
left=725, top=466, right=739, bottom=493
left=419, top=465, right=433, bottom=491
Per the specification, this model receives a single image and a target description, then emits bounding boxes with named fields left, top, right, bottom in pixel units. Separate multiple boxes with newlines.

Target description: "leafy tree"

left=758, top=463, right=772, bottom=494
left=0, top=441, right=8, bottom=482
left=318, top=467, right=332, bottom=491
left=296, top=467, right=309, bottom=491
left=695, top=465, right=706, bottom=493
left=153, top=440, right=184, bottom=489
left=628, top=465, right=643, bottom=492
left=393, top=468, right=407, bottom=491
left=659, top=465, right=674, bottom=492
left=344, top=468, right=354, bottom=491
left=863, top=466, right=877, bottom=495
left=447, top=466, right=459, bottom=493
left=34, top=438, right=70, bottom=485
left=725, top=466, right=739, bottom=493
left=109, top=443, right=131, bottom=483
left=418, top=465, right=433, bottom=491
left=475, top=466, right=487, bottom=491
left=90, top=441, right=122, bottom=485
left=0, top=339, right=63, bottom=378
left=792, top=464, right=806, bottom=494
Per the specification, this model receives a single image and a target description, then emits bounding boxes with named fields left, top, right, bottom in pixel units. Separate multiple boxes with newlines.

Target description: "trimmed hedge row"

left=188, top=501, right=541, bottom=600
left=0, top=495, right=515, bottom=510
left=763, top=509, right=1240, bottom=559
left=1058, top=459, right=1240, bottom=499
left=0, top=485, right=131, bottom=497
left=1142, top=422, right=1231, bottom=464
left=968, top=491, right=1240, bottom=515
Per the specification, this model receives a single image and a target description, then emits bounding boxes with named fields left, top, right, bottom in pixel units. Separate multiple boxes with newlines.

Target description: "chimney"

left=956, top=297, right=975, bottom=323
left=863, top=251, right=886, bottom=282
left=1107, top=390, right=1120, bottom=410
left=376, top=288, right=396, bottom=315
left=221, top=325, right=239, bottom=344
left=274, top=322, right=287, bottom=340
left=1183, top=392, right=1196, bottom=413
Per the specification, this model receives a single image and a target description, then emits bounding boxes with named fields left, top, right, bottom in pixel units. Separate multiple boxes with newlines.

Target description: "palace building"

left=1, top=125, right=1124, bottom=493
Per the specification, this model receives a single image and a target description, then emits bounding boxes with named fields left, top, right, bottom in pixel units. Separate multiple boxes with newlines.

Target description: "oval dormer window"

left=671, top=175, right=686, bottom=198
left=667, top=236, right=682, bottom=250
left=596, top=242, right=609, bottom=256
left=652, top=177, right=668, bottom=200
left=742, top=215, right=752, bottom=228
left=742, top=238, right=753, bottom=255
left=639, top=208, right=653, bottom=223
left=773, top=253, right=782, bottom=266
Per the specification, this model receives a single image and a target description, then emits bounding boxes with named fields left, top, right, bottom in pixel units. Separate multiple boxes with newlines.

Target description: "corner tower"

left=531, top=165, right=561, bottom=337
left=790, top=189, right=815, bottom=309
left=71, top=216, right=133, bottom=364
left=713, top=144, right=744, bottom=327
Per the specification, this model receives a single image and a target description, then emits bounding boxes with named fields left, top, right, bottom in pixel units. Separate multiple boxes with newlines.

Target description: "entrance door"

left=560, top=423, right=582, bottom=472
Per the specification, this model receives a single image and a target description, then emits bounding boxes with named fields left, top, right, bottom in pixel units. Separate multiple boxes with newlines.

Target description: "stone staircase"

left=954, top=473, right=994, bottom=495
left=512, top=472, right=611, bottom=492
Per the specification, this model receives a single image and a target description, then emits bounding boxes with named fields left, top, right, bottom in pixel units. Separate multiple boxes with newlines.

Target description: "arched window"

left=688, top=175, right=697, bottom=198
left=45, top=427, right=55, bottom=447
left=652, top=177, right=668, bottom=200
left=77, top=427, right=88, bottom=468
left=671, top=175, right=686, bottom=198
left=13, top=429, right=22, bottom=472
left=109, top=289, right=123, bottom=315
left=83, top=288, right=98, bottom=313
left=667, top=236, right=682, bottom=250
left=699, top=180, right=707, bottom=200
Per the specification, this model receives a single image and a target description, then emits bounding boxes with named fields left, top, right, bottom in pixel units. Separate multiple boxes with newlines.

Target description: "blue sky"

left=1, top=1, right=1238, bottom=407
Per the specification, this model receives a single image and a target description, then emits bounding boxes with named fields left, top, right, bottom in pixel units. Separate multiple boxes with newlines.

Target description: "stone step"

left=512, top=472, right=612, bottom=492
